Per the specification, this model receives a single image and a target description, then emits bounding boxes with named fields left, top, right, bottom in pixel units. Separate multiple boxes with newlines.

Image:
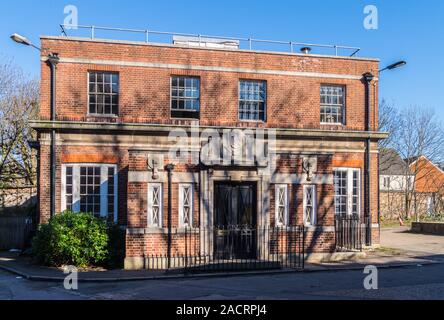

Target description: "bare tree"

left=382, top=104, right=444, bottom=220
left=0, top=60, right=39, bottom=193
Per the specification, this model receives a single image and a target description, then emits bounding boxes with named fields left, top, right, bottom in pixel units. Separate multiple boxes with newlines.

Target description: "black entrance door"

left=214, top=182, right=257, bottom=259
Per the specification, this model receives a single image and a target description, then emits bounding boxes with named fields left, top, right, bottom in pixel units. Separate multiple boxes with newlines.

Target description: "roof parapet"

left=59, top=24, right=362, bottom=57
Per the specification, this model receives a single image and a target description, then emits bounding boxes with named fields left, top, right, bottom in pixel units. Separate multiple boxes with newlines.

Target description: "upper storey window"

left=88, top=72, right=119, bottom=116
left=171, top=76, right=200, bottom=119
left=239, top=80, right=266, bottom=121
left=320, top=85, right=345, bottom=124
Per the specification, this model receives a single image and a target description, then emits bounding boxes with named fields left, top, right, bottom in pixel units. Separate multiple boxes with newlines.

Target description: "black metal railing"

left=335, top=215, right=364, bottom=252
left=146, top=225, right=305, bottom=273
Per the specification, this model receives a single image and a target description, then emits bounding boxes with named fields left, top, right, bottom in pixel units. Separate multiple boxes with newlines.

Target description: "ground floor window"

left=148, top=183, right=163, bottom=227
left=303, top=185, right=317, bottom=226
left=275, top=184, right=288, bottom=226
left=61, top=164, right=118, bottom=222
left=179, top=184, right=193, bottom=227
left=333, top=168, right=360, bottom=217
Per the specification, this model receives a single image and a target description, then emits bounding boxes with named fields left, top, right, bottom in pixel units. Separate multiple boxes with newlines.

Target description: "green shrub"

left=32, top=211, right=109, bottom=267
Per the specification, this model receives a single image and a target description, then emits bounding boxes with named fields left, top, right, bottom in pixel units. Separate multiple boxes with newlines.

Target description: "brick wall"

left=39, top=37, right=379, bottom=131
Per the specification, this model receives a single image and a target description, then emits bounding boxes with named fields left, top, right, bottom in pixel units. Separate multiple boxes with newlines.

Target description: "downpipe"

left=47, top=54, right=60, bottom=219
left=363, top=72, right=374, bottom=247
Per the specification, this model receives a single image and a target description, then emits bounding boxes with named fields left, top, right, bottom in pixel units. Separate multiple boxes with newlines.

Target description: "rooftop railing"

left=59, top=24, right=361, bottom=57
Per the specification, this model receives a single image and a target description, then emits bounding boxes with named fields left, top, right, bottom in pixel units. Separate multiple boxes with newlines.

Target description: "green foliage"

left=32, top=211, right=109, bottom=267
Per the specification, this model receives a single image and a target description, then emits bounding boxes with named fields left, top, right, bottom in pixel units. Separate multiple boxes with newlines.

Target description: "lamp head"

left=10, top=33, right=31, bottom=46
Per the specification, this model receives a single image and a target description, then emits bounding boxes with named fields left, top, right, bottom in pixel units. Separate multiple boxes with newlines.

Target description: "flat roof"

left=40, top=35, right=380, bottom=63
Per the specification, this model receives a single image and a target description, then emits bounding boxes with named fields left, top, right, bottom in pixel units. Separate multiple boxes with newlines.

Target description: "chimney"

left=300, top=47, right=312, bottom=54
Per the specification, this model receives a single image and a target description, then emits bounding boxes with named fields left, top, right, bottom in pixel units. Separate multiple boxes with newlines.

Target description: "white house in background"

left=379, top=149, right=413, bottom=219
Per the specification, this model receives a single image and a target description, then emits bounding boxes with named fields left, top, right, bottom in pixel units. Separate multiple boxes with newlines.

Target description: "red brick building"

left=31, top=31, right=386, bottom=269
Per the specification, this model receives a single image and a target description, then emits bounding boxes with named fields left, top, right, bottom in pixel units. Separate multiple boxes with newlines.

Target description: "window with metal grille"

left=303, top=185, right=316, bottom=226
left=171, top=76, right=200, bottom=119
left=148, top=183, right=162, bottom=227
left=239, top=80, right=266, bottom=121
left=88, top=72, right=119, bottom=116
left=275, top=185, right=288, bottom=226
left=334, top=168, right=360, bottom=217
left=179, top=184, right=193, bottom=227
left=320, top=85, right=345, bottom=124
left=62, top=164, right=117, bottom=222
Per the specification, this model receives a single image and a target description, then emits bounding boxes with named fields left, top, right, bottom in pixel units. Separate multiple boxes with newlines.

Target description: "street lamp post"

left=363, top=60, right=406, bottom=247
left=11, top=33, right=59, bottom=220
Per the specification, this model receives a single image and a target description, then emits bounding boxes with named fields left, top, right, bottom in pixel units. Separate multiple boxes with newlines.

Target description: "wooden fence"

left=0, top=216, right=34, bottom=250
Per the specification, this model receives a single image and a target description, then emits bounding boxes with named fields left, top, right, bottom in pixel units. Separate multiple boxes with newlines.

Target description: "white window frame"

left=275, top=184, right=288, bottom=226
left=148, top=183, right=163, bottom=228
left=238, top=79, right=267, bottom=122
left=178, top=184, right=193, bottom=228
left=320, top=85, right=345, bottom=125
left=333, top=168, right=361, bottom=217
left=87, top=71, right=119, bottom=117
left=61, top=164, right=118, bottom=222
left=303, top=185, right=317, bottom=226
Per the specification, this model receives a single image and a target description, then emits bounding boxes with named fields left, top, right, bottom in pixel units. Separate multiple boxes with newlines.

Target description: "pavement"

left=1, top=262, right=444, bottom=300
left=1, top=226, right=444, bottom=299
left=381, top=226, right=444, bottom=258
left=1, top=226, right=443, bottom=282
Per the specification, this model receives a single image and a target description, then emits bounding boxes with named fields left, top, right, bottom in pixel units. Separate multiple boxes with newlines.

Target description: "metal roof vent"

left=173, top=35, right=240, bottom=49
left=300, top=47, right=312, bottom=54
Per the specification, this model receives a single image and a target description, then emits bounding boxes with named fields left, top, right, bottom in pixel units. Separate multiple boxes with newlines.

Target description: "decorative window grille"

left=148, top=183, right=162, bottom=227
left=179, top=184, right=193, bottom=227
left=303, top=185, right=316, bottom=226
left=275, top=185, right=288, bottom=226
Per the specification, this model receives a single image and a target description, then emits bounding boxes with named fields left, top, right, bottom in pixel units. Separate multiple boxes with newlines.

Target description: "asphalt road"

left=1, top=262, right=444, bottom=300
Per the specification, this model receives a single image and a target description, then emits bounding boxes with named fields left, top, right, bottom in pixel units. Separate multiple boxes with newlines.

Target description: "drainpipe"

left=363, top=72, right=374, bottom=246
left=47, top=54, right=60, bottom=219
left=165, top=163, right=175, bottom=269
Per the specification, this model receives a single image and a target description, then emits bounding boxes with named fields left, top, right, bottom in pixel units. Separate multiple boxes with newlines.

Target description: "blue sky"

left=1, top=0, right=443, bottom=120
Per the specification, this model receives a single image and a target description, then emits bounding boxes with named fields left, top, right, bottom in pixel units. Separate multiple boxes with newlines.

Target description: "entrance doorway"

left=213, top=182, right=257, bottom=259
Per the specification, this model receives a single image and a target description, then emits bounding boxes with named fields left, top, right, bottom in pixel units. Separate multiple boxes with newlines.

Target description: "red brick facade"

left=33, top=36, right=383, bottom=269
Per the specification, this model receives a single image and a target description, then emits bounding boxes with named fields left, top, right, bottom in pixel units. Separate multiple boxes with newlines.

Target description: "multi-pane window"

left=80, top=166, right=101, bottom=216
left=334, top=170, right=348, bottom=217
left=275, top=185, right=288, bottom=226
left=65, top=167, right=73, bottom=211
left=148, top=183, right=162, bottom=227
left=334, top=168, right=360, bottom=217
left=107, top=167, right=115, bottom=217
left=171, top=76, right=200, bottom=119
left=320, top=85, right=345, bottom=124
left=88, top=72, right=119, bottom=115
left=239, top=80, right=266, bottom=121
left=303, top=185, right=316, bottom=226
left=179, top=184, right=193, bottom=227
left=62, top=164, right=118, bottom=222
